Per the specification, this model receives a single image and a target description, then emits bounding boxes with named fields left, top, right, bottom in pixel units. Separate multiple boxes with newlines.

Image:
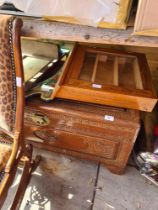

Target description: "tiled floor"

left=2, top=149, right=158, bottom=210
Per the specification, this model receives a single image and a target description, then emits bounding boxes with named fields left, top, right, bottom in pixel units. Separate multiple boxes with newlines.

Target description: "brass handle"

left=33, top=130, right=57, bottom=142
left=25, top=110, right=49, bottom=126
left=34, top=112, right=50, bottom=126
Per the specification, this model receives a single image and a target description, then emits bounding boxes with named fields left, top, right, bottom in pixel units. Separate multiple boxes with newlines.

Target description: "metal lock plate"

left=25, top=109, right=50, bottom=126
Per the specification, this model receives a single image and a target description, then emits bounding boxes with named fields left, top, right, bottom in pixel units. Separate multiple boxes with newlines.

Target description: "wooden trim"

left=68, top=46, right=85, bottom=80
left=50, top=44, right=78, bottom=99
left=57, top=85, right=157, bottom=112
left=113, top=57, right=119, bottom=86
left=13, top=18, right=25, bottom=135
left=20, top=18, right=158, bottom=48
left=116, top=0, right=133, bottom=25
left=91, top=55, right=99, bottom=83
left=63, top=79, right=156, bottom=98
left=5, top=131, right=20, bottom=173
left=133, top=58, right=143, bottom=90
left=5, top=18, right=24, bottom=172
left=86, top=47, right=139, bottom=58
left=137, top=54, right=157, bottom=93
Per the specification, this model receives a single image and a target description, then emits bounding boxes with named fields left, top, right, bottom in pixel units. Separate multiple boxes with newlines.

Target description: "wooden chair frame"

left=0, top=16, right=40, bottom=210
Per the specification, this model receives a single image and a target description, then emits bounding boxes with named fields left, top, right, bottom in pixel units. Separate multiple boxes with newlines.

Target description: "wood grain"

left=91, top=55, right=99, bottom=83
left=57, top=85, right=157, bottom=112
left=21, top=18, right=158, bottom=47
left=113, top=57, right=119, bottom=86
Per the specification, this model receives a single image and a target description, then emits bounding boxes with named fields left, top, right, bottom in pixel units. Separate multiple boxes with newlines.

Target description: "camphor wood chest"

left=25, top=97, right=140, bottom=174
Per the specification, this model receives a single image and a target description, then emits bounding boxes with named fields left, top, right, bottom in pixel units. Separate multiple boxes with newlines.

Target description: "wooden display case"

left=54, top=44, right=157, bottom=112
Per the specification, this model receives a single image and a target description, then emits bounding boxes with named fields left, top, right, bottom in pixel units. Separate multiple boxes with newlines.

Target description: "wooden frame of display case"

left=52, top=44, right=157, bottom=112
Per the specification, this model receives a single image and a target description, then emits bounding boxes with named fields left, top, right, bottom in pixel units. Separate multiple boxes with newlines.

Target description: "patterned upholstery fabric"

left=0, top=143, right=11, bottom=172
left=0, top=132, right=13, bottom=143
left=0, top=15, right=16, bottom=132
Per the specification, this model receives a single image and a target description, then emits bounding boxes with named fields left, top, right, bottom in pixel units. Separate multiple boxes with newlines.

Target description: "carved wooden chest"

left=24, top=97, right=140, bottom=174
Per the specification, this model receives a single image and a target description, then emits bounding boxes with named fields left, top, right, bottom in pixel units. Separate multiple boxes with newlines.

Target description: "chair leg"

left=0, top=170, right=16, bottom=208
left=10, top=145, right=41, bottom=210
left=0, top=158, right=19, bottom=209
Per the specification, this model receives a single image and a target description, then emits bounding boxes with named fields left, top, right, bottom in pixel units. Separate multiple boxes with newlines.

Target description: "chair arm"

left=5, top=131, right=21, bottom=173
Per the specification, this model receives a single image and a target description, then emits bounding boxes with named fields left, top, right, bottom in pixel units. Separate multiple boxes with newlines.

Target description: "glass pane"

left=79, top=53, right=96, bottom=81
left=95, top=54, right=115, bottom=85
left=23, top=56, right=50, bottom=82
left=118, top=56, right=143, bottom=89
left=78, top=51, right=143, bottom=90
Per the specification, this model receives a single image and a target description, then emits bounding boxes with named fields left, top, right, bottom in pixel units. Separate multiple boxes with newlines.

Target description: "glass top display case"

left=54, top=44, right=157, bottom=112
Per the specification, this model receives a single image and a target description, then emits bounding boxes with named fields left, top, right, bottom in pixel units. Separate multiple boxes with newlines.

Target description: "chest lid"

left=26, top=97, right=140, bottom=128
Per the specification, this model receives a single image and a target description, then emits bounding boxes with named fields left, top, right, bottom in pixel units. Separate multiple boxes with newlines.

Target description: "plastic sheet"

left=0, top=0, right=121, bottom=27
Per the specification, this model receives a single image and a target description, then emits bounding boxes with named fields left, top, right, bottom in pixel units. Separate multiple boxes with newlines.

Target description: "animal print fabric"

left=0, top=143, right=11, bottom=171
left=0, top=15, right=16, bottom=133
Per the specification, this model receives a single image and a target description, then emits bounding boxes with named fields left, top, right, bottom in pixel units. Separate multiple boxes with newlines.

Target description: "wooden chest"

left=24, top=97, right=140, bottom=174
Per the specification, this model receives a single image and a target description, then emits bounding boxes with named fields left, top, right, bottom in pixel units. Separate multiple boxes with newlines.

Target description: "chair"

left=0, top=15, right=40, bottom=209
